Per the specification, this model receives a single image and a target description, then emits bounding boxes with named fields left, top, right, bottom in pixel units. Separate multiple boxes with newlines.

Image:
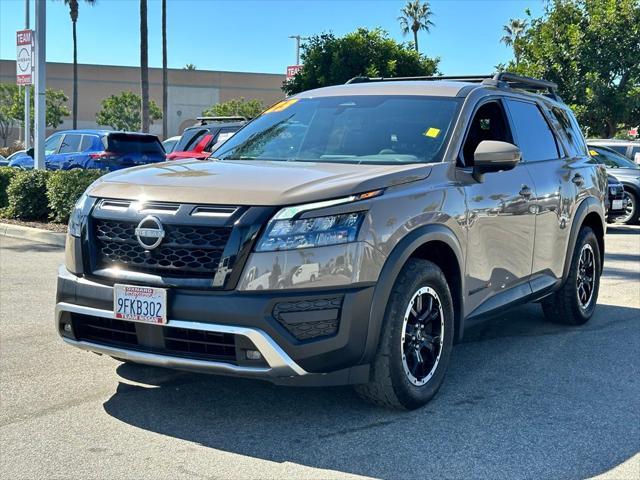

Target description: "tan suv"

left=56, top=73, right=607, bottom=409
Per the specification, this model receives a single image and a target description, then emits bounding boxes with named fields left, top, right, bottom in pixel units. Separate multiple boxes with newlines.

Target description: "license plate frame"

left=114, top=284, right=168, bottom=325
left=612, top=199, right=624, bottom=210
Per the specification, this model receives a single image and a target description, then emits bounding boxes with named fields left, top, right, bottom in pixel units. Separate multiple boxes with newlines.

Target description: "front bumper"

left=56, top=266, right=374, bottom=386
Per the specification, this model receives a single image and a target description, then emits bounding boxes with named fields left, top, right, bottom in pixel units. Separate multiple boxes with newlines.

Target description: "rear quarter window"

left=550, top=107, right=588, bottom=157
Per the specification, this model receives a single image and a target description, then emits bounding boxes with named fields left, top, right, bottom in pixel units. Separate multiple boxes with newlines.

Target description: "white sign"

left=16, top=29, right=34, bottom=86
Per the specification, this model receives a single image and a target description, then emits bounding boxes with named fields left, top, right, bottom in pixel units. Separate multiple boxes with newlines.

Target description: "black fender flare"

left=562, top=196, right=605, bottom=282
left=360, top=224, right=465, bottom=364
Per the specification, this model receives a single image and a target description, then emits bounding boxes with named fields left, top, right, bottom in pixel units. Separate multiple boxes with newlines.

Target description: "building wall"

left=0, top=60, right=285, bottom=142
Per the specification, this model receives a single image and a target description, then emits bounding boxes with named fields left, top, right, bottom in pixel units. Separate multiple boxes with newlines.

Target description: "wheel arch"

left=360, top=225, right=465, bottom=365
left=563, top=197, right=605, bottom=281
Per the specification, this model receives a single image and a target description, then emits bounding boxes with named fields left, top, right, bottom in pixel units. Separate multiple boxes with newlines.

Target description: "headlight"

left=256, top=212, right=365, bottom=252
left=68, top=192, right=90, bottom=238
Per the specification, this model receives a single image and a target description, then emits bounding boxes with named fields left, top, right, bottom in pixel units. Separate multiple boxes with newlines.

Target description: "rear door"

left=52, top=133, right=83, bottom=169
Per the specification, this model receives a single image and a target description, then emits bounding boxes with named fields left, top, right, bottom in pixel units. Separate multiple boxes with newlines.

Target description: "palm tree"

left=500, top=18, right=528, bottom=66
left=63, top=0, right=96, bottom=130
left=162, top=0, right=168, bottom=139
left=398, top=0, right=435, bottom=53
left=140, top=0, right=149, bottom=132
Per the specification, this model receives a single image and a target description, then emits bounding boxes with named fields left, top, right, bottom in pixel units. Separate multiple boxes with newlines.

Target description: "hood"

left=607, top=167, right=640, bottom=181
left=87, top=159, right=432, bottom=206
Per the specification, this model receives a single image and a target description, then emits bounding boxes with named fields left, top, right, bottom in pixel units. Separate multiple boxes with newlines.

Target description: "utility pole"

left=24, top=0, right=31, bottom=149
left=288, top=35, right=307, bottom=65
left=34, top=0, right=46, bottom=170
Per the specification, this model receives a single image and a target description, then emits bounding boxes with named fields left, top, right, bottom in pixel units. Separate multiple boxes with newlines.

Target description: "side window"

left=630, top=146, right=640, bottom=163
left=58, top=134, right=82, bottom=154
left=461, top=101, right=513, bottom=166
left=550, top=107, right=587, bottom=157
left=79, top=135, right=97, bottom=152
left=506, top=99, right=559, bottom=162
left=44, top=134, right=63, bottom=155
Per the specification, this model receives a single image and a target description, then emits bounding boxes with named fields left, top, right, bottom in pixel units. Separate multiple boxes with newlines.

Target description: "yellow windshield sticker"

left=264, top=98, right=299, bottom=114
left=589, top=149, right=598, bottom=156
left=424, top=127, right=441, bottom=138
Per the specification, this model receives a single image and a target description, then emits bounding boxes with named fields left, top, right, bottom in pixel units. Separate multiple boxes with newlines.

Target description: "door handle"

left=519, top=185, right=533, bottom=199
left=572, top=174, right=584, bottom=186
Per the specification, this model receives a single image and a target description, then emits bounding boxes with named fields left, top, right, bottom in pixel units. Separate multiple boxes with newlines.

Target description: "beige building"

left=0, top=60, right=285, bottom=141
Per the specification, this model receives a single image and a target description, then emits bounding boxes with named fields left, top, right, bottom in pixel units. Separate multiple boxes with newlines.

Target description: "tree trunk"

left=140, top=0, right=149, bottom=133
left=72, top=20, right=78, bottom=130
left=413, top=29, right=419, bottom=52
left=162, top=0, right=167, bottom=140
left=604, top=118, right=615, bottom=138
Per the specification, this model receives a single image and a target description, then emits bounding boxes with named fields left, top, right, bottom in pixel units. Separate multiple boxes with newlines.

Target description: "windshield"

left=589, top=145, right=639, bottom=169
left=213, top=95, right=460, bottom=165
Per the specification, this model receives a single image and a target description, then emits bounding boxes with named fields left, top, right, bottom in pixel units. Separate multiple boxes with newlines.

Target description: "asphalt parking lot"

left=1, top=226, right=638, bottom=479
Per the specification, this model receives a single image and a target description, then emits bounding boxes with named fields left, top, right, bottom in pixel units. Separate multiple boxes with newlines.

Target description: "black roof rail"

left=492, top=72, right=559, bottom=100
left=196, top=116, right=247, bottom=125
left=344, top=72, right=561, bottom=101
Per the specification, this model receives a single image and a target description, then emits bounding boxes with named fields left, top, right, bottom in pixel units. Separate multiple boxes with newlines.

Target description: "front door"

left=460, top=100, right=537, bottom=316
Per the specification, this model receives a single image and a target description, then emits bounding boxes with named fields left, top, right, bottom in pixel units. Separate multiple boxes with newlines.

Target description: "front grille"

left=72, top=313, right=237, bottom=363
left=273, top=297, right=342, bottom=341
left=93, top=219, right=231, bottom=278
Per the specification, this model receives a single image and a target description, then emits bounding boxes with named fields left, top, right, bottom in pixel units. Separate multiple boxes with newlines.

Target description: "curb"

left=0, top=223, right=66, bottom=247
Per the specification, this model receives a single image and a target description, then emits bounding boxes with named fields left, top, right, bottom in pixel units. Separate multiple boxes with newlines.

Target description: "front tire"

left=356, top=259, right=454, bottom=410
left=542, top=226, right=601, bottom=325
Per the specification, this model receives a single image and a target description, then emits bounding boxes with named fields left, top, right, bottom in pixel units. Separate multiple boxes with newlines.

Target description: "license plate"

left=114, top=284, right=167, bottom=324
left=612, top=199, right=624, bottom=210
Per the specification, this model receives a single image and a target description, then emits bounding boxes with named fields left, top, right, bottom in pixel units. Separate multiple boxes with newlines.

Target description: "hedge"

left=0, top=168, right=106, bottom=222
left=5, top=170, right=50, bottom=220
left=0, top=166, right=19, bottom=209
left=47, top=169, right=104, bottom=223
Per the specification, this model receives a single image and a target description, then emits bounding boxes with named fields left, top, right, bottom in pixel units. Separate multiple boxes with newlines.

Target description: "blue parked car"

left=9, top=130, right=166, bottom=171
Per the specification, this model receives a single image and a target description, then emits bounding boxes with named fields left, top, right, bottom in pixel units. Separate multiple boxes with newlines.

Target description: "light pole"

left=24, top=0, right=30, bottom=149
left=288, top=35, right=307, bottom=65
left=34, top=0, right=46, bottom=170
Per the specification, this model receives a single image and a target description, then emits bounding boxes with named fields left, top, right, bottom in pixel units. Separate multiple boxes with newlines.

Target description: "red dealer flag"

left=286, top=65, right=302, bottom=81
left=16, top=29, right=34, bottom=86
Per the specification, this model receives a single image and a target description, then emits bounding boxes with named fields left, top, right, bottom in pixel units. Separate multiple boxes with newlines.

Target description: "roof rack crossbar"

left=346, top=75, right=493, bottom=84
left=492, top=72, right=559, bottom=99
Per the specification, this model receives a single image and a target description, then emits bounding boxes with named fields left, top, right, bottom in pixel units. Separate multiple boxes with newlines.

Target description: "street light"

left=288, top=35, right=308, bottom=65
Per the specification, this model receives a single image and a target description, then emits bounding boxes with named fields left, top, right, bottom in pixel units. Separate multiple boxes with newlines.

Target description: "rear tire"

left=355, top=259, right=454, bottom=410
left=542, top=226, right=601, bottom=325
left=615, top=190, right=639, bottom=225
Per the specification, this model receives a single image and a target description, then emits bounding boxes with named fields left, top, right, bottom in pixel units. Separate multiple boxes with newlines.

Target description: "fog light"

left=63, top=323, right=72, bottom=333
left=245, top=349, right=262, bottom=360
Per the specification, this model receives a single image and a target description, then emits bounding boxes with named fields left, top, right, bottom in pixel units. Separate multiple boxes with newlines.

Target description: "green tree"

left=62, top=0, right=96, bottom=130
left=183, top=63, right=197, bottom=71
left=500, top=18, right=528, bottom=66
left=283, top=28, right=439, bottom=96
left=96, top=91, right=162, bottom=131
left=398, top=0, right=435, bottom=52
left=9, top=86, right=70, bottom=131
left=512, top=0, right=640, bottom=137
left=0, top=84, right=18, bottom=147
left=202, top=98, right=264, bottom=119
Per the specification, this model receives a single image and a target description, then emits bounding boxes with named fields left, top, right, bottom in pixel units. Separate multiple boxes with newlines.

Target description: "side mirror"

left=473, top=140, right=521, bottom=175
left=26, top=147, right=34, bottom=158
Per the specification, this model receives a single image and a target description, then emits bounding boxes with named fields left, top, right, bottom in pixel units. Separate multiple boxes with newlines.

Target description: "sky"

left=0, top=0, right=545, bottom=76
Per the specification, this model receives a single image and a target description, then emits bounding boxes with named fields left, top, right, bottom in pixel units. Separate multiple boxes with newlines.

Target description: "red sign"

left=16, top=29, right=34, bottom=86
left=629, top=126, right=638, bottom=138
left=286, top=65, right=302, bottom=81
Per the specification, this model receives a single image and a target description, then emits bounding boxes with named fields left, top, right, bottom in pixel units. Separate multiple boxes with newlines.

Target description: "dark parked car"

left=8, top=130, right=165, bottom=171
left=606, top=175, right=627, bottom=222
left=57, top=73, right=607, bottom=410
left=589, top=144, right=640, bottom=224
left=166, top=117, right=246, bottom=161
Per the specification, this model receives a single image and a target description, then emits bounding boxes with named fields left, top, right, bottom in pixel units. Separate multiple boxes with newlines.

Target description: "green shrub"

left=0, top=166, right=19, bottom=210
left=46, top=169, right=105, bottom=223
left=6, top=169, right=50, bottom=220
